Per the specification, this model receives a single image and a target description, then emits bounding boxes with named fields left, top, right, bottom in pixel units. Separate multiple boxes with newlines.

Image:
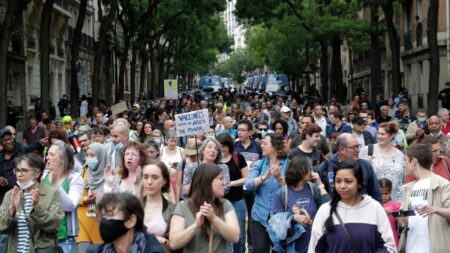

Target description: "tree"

left=381, top=0, right=401, bottom=97
left=369, top=0, right=381, bottom=103
left=92, top=0, right=118, bottom=106
left=40, top=0, right=56, bottom=114
left=0, top=0, right=20, bottom=127
left=70, top=0, right=88, bottom=117
left=427, top=0, right=439, bottom=114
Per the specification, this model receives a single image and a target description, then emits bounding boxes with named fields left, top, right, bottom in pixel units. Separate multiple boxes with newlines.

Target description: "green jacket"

left=399, top=173, right=450, bottom=253
left=0, top=183, right=64, bottom=253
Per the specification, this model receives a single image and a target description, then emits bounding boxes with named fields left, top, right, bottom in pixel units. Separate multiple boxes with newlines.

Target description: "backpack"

left=280, top=183, right=321, bottom=211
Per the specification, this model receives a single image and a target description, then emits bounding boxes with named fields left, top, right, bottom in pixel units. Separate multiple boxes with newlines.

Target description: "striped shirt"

left=17, top=193, right=33, bottom=253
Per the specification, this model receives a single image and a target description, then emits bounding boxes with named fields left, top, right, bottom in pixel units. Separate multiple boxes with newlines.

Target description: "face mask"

left=99, top=218, right=129, bottom=243
left=154, top=139, right=161, bottom=145
left=114, top=143, right=124, bottom=151
left=417, top=117, right=427, bottom=123
left=259, top=130, right=267, bottom=138
left=430, top=131, right=442, bottom=138
left=86, top=158, right=99, bottom=170
left=17, top=179, right=35, bottom=190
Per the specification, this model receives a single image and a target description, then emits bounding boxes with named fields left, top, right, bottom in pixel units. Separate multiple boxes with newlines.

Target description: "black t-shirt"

left=287, top=146, right=322, bottom=167
left=224, top=152, right=247, bottom=202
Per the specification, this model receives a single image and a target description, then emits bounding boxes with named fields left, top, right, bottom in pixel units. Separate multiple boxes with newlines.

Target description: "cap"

left=280, top=106, right=291, bottom=113
left=184, top=138, right=203, bottom=156
left=352, top=116, right=366, bottom=124
left=132, top=103, right=140, bottom=111
left=0, top=128, right=12, bottom=138
left=62, top=115, right=73, bottom=124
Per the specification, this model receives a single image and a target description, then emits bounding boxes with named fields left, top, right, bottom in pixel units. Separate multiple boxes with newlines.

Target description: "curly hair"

left=118, top=141, right=149, bottom=179
left=266, top=133, right=288, bottom=159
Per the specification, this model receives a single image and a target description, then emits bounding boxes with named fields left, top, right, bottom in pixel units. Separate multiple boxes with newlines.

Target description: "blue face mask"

left=86, top=158, right=99, bottom=170
left=114, top=143, right=124, bottom=151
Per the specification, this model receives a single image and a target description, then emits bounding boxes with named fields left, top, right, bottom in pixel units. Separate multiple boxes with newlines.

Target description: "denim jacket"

left=268, top=212, right=305, bottom=253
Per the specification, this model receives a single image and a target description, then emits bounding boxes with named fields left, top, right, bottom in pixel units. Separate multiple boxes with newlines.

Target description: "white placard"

left=175, top=109, right=209, bottom=137
left=164, top=79, right=178, bottom=99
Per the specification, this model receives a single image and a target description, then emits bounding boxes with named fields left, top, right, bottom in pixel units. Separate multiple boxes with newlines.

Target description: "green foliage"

left=213, top=49, right=255, bottom=83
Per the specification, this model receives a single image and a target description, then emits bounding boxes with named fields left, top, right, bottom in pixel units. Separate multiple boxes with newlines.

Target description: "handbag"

left=334, top=210, right=360, bottom=253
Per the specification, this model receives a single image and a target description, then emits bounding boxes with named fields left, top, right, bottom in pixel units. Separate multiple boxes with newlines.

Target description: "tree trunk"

left=40, top=0, right=55, bottom=115
left=330, top=35, right=344, bottom=103
left=104, top=49, right=113, bottom=106
left=130, top=45, right=137, bottom=103
left=320, top=39, right=328, bottom=101
left=0, top=0, right=19, bottom=127
left=370, top=0, right=382, bottom=104
left=118, top=36, right=131, bottom=101
left=92, top=0, right=117, bottom=106
left=428, top=0, right=439, bottom=114
left=70, top=0, right=88, bottom=117
left=139, top=50, right=148, bottom=95
left=149, top=46, right=157, bottom=99
left=381, top=1, right=401, bottom=98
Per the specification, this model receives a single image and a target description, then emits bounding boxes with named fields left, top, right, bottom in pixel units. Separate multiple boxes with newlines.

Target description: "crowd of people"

left=0, top=88, right=449, bottom=253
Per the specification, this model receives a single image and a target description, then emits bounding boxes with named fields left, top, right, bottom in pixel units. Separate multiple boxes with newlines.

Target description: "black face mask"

left=99, top=218, right=129, bottom=243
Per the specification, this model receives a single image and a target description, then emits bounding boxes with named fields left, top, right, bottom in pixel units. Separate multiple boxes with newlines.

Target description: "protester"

left=169, top=164, right=240, bottom=252
left=139, top=121, right=155, bottom=145
left=245, top=133, right=289, bottom=253
left=77, top=142, right=107, bottom=252
left=378, top=178, right=400, bottom=247
left=359, top=121, right=405, bottom=201
left=288, top=124, right=322, bottom=166
left=44, top=139, right=84, bottom=253
left=271, top=157, right=329, bottom=253
left=405, top=109, right=428, bottom=144
left=87, top=192, right=165, bottom=253
left=139, top=161, right=175, bottom=252
left=0, top=153, right=64, bottom=253
left=160, top=131, right=185, bottom=202
left=398, top=143, right=450, bottom=252
left=145, top=141, right=161, bottom=160
left=308, top=159, right=396, bottom=253
left=217, top=133, right=248, bottom=253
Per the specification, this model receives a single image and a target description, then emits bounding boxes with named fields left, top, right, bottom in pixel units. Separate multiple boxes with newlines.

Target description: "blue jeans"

left=59, top=237, right=76, bottom=253
left=231, top=199, right=247, bottom=253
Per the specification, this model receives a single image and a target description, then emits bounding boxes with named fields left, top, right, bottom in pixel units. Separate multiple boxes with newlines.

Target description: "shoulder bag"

left=334, top=210, right=360, bottom=253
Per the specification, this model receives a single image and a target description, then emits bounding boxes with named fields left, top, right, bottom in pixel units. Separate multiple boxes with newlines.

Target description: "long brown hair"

left=187, top=164, right=224, bottom=238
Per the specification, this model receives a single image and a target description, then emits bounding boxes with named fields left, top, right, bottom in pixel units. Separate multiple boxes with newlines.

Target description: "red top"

left=442, top=123, right=450, bottom=136
left=404, top=156, right=450, bottom=183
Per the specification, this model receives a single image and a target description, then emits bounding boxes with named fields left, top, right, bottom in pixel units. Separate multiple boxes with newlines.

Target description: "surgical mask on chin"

left=430, top=131, right=442, bottom=138
left=17, top=179, right=35, bottom=190
left=114, top=142, right=124, bottom=151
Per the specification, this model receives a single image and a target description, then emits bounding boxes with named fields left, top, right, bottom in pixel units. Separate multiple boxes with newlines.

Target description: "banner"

left=175, top=109, right=209, bottom=137
left=110, top=101, right=128, bottom=115
left=164, top=79, right=178, bottom=99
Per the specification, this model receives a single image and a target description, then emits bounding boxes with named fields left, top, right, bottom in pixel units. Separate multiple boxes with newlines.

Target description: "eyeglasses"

left=15, top=168, right=32, bottom=175
left=258, top=128, right=268, bottom=131
left=344, top=144, right=362, bottom=151
left=237, top=128, right=249, bottom=132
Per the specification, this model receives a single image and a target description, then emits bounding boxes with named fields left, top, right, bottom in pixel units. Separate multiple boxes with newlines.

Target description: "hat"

left=352, top=116, right=366, bottom=125
left=184, top=138, right=203, bottom=156
left=132, top=103, right=140, bottom=111
left=0, top=128, right=12, bottom=138
left=280, top=106, right=291, bottom=113
left=62, top=115, right=73, bottom=124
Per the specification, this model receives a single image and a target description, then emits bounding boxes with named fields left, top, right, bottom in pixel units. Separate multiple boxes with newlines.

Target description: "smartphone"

left=392, top=210, right=416, bottom=217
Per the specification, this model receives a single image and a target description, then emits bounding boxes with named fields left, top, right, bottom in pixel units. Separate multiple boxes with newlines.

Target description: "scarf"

left=88, top=143, right=107, bottom=192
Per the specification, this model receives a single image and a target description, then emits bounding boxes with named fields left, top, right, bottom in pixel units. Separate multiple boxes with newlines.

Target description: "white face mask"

left=17, top=179, right=35, bottom=190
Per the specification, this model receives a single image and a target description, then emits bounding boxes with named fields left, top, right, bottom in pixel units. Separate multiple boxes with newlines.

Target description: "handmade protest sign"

left=175, top=109, right=209, bottom=137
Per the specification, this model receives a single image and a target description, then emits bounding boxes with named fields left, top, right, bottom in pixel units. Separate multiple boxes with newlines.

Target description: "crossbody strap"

left=334, top=210, right=359, bottom=253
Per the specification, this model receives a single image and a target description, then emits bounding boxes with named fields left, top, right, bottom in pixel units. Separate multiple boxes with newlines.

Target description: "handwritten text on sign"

left=175, top=109, right=209, bottom=137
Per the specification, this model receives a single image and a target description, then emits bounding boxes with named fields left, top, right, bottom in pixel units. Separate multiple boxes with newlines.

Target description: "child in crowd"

left=379, top=178, right=400, bottom=247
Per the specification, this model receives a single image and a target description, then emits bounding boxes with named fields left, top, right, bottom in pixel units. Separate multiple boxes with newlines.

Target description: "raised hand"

left=134, top=166, right=142, bottom=185
left=104, top=164, right=114, bottom=187
left=30, top=188, right=40, bottom=207
left=199, top=202, right=216, bottom=221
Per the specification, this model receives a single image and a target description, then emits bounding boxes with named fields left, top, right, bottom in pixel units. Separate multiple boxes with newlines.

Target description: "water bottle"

left=327, top=171, right=334, bottom=190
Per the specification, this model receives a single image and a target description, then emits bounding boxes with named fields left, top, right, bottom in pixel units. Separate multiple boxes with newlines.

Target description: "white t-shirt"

left=406, top=178, right=431, bottom=253
left=353, top=131, right=365, bottom=146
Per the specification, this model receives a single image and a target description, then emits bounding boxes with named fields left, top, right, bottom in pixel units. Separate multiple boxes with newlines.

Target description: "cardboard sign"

left=111, top=101, right=128, bottom=115
left=164, top=79, right=178, bottom=99
left=175, top=109, right=209, bottom=137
